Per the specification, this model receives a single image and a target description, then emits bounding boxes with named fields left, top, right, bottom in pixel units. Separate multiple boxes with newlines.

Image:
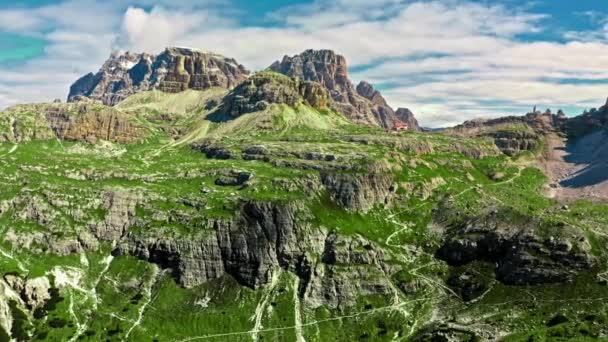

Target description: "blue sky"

left=1, top=0, right=608, bottom=126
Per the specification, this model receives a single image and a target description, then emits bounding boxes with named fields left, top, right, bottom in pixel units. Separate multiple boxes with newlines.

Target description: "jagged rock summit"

left=395, top=107, right=422, bottom=132
left=68, top=47, right=250, bottom=106
left=269, top=49, right=417, bottom=129
left=68, top=47, right=422, bottom=130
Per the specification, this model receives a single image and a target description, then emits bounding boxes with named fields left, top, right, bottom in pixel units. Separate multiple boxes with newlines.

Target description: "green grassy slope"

left=0, top=90, right=607, bottom=341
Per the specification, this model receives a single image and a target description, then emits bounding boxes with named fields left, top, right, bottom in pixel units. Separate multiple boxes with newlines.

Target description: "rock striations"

left=0, top=102, right=146, bottom=143
left=68, top=47, right=422, bottom=130
left=68, top=47, right=250, bottom=106
left=269, top=49, right=418, bottom=129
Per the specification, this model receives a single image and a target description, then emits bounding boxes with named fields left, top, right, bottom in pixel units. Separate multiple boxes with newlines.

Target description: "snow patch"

left=122, top=60, right=136, bottom=70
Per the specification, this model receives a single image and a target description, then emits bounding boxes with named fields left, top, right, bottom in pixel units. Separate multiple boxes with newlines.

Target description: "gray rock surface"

left=68, top=48, right=250, bottom=105
left=395, top=108, right=422, bottom=132
left=269, top=49, right=412, bottom=129
left=91, top=188, right=141, bottom=241
left=436, top=210, right=593, bottom=285
left=3, top=275, right=51, bottom=310
left=118, top=200, right=395, bottom=309
left=320, top=172, right=396, bottom=211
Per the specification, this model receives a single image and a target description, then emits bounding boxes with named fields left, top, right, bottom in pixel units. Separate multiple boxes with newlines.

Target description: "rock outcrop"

left=436, top=210, right=593, bottom=285
left=117, top=200, right=394, bottom=309
left=68, top=47, right=250, bottom=105
left=395, top=108, right=422, bottom=132
left=119, top=201, right=315, bottom=289
left=488, top=131, right=541, bottom=156
left=92, top=188, right=142, bottom=241
left=446, top=111, right=567, bottom=156
left=355, top=81, right=397, bottom=128
left=320, top=172, right=396, bottom=212
left=565, top=99, right=608, bottom=138
left=0, top=103, right=146, bottom=143
left=450, top=111, right=566, bottom=137
left=45, top=103, right=146, bottom=143
left=304, top=233, right=395, bottom=309
left=221, top=71, right=329, bottom=117
left=269, top=50, right=403, bottom=128
left=3, top=275, right=51, bottom=310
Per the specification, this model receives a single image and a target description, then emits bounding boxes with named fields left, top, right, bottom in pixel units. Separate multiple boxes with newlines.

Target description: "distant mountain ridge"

left=68, top=47, right=422, bottom=130
left=68, top=47, right=250, bottom=106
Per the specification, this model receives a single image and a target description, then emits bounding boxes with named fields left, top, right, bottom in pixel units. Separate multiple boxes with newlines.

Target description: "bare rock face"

left=119, top=201, right=319, bottom=288
left=45, top=103, right=146, bottom=143
left=355, top=81, right=397, bottom=128
left=269, top=50, right=401, bottom=128
left=304, top=233, right=394, bottom=310
left=436, top=210, right=593, bottom=286
left=221, top=71, right=329, bottom=117
left=489, top=131, right=541, bottom=156
left=565, top=100, right=608, bottom=138
left=68, top=47, right=250, bottom=105
left=320, top=172, right=397, bottom=212
left=395, top=108, right=422, bottom=132
left=3, top=275, right=51, bottom=310
left=91, top=188, right=141, bottom=241
left=117, top=200, right=395, bottom=309
left=0, top=103, right=146, bottom=144
left=0, top=280, right=17, bottom=334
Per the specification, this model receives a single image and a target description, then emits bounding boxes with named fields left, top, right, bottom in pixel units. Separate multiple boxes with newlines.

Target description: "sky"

left=1, top=0, right=608, bottom=127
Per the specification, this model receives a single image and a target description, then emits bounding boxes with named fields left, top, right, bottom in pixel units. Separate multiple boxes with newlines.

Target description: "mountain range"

left=0, top=47, right=607, bottom=341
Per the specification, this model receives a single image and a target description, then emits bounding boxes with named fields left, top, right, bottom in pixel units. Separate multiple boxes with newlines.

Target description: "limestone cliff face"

left=116, top=200, right=393, bottom=308
left=269, top=50, right=403, bottom=129
left=116, top=201, right=313, bottom=288
left=45, top=104, right=146, bottom=143
left=68, top=47, right=250, bottom=106
left=320, top=172, right=396, bottom=212
left=0, top=103, right=146, bottom=144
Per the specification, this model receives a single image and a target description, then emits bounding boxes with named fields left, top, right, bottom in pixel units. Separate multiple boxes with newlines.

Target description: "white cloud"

left=1, top=0, right=608, bottom=128
left=119, top=6, right=234, bottom=53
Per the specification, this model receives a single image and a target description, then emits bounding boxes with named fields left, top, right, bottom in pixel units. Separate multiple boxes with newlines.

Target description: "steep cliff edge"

left=0, top=102, right=146, bottom=143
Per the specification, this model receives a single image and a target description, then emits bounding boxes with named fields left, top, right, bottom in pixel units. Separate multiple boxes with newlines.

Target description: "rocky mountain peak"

left=395, top=108, right=422, bottom=131
left=356, top=81, right=389, bottom=107
left=68, top=47, right=250, bottom=106
left=269, top=49, right=405, bottom=128
left=269, top=49, right=350, bottom=96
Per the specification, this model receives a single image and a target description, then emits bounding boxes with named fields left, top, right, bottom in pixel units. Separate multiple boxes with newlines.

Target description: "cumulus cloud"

left=120, top=6, right=234, bottom=53
left=1, top=0, right=608, bottom=127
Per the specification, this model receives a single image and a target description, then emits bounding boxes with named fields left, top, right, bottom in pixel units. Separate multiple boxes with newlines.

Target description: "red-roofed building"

left=393, top=121, right=409, bottom=131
